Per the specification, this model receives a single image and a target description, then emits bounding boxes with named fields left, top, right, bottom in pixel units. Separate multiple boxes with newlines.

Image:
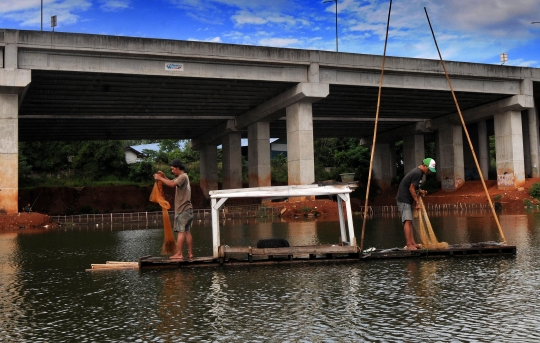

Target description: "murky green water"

left=1, top=211, right=539, bottom=342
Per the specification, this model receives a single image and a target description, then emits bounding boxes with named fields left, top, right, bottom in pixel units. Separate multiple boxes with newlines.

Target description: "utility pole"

left=323, top=0, right=338, bottom=52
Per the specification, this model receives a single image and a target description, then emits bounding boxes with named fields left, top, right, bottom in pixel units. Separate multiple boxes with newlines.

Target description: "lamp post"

left=323, top=0, right=338, bottom=52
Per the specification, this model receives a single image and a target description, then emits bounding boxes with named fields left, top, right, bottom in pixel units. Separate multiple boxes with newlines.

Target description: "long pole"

left=360, top=0, right=393, bottom=252
left=41, top=0, right=43, bottom=31
left=424, top=7, right=506, bottom=244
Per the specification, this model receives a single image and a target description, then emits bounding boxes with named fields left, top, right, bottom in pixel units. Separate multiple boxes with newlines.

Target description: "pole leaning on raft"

left=360, top=0, right=393, bottom=252
left=424, top=7, right=506, bottom=244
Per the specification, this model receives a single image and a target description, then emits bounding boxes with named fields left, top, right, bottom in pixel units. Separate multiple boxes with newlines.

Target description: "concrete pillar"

left=286, top=101, right=314, bottom=185
left=478, top=120, right=489, bottom=180
left=372, top=142, right=395, bottom=191
left=0, top=94, right=19, bottom=214
left=527, top=107, right=539, bottom=177
left=248, top=122, right=271, bottom=188
left=402, top=134, right=424, bottom=174
left=438, top=124, right=465, bottom=191
left=494, top=110, right=525, bottom=190
left=199, top=145, right=218, bottom=197
left=222, top=133, right=242, bottom=189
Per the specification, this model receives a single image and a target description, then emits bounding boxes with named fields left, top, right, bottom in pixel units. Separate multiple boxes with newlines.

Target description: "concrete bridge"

left=1, top=29, right=539, bottom=214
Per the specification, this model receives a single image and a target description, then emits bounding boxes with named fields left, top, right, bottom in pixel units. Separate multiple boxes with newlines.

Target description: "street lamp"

left=323, top=0, right=338, bottom=52
left=500, top=52, right=508, bottom=65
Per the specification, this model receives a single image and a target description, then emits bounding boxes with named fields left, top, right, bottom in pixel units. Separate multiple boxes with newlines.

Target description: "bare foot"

left=406, top=245, right=418, bottom=250
left=170, top=254, right=184, bottom=260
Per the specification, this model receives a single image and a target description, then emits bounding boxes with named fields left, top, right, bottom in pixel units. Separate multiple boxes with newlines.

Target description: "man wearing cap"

left=396, top=158, right=436, bottom=250
left=153, top=159, right=194, bottom=261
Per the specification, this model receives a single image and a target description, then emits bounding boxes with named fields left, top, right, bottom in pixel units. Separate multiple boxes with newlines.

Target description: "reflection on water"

left=0, top=212, right=539, bottom=342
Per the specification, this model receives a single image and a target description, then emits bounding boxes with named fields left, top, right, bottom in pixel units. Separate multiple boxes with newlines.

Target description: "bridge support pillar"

left=199, top=145, right=218, bottom=197
left=286, top=101, right=314, bottom=186
left=494, top=110, right=525, bottom=189
left=0, top=67, right=31, bottom=214
left=222, top=133, right=243, bottom=189
left=526, top=107, right=539, bottom=178
left=248, top=122, right=271, bottom=188
left=402, top=134, right=424, bottom=174
left=0, top=93, right=19, bottom=214
left=372, top=142, right=395, bottom=192
left=438, top=124, right=465, bottom=191
left=478, top=120, right=489, bottom=180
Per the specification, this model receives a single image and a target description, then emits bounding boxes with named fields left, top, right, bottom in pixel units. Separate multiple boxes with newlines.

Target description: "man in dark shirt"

left=396, top=158, right=436, bottom=250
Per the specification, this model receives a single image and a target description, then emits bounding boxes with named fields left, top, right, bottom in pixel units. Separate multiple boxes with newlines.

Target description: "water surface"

left=1, top=211, right=539, bottom=342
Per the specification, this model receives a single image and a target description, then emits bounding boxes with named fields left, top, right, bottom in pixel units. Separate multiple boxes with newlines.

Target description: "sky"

left=1, top=0, right=539, bottom=67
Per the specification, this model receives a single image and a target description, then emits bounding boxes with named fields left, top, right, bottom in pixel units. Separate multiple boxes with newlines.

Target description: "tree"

left=71, top=141, right=128, bottom=179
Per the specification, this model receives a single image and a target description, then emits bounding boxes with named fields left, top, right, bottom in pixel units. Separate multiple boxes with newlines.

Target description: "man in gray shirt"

left=396, top=158, right=436, bottom=250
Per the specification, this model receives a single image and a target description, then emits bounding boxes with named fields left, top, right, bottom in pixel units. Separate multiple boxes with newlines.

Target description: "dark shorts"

left=174, top=208, right=193, bottom=233
left=397, top=202, right=413, bottom=224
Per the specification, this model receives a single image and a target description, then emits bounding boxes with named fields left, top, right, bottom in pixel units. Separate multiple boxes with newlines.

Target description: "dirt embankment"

left=3, top=178, right=540, bottom=230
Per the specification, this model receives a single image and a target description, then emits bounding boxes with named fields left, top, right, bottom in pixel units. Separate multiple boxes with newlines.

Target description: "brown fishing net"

left=149, top=178, right=177, bottom=255
left=416, top=197, right=449, bottom=249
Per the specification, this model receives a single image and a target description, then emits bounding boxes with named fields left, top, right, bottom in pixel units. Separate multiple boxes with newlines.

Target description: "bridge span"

left=1, top=29, right=539, bottom=213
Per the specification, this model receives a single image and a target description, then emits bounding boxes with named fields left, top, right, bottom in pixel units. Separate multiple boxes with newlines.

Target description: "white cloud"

left=0, top=0, right=91, bottom=27
left=99, top=0, right=130, bottom=12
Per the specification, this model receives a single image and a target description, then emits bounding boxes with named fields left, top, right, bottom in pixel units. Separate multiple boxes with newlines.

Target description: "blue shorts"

left=397, top=202, right=413, bottom=224
left=174, top=208, right=193, bottom=233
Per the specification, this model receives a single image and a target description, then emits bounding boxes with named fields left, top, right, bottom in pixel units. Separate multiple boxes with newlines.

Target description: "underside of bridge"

left=19, top=69, right=514, bottom=142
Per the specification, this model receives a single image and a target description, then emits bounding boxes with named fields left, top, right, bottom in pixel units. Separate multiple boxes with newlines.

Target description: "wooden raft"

left=88, top=243, right=516, bottom=270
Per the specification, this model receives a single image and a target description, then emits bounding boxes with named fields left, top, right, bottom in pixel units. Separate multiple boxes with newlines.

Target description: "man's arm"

left=154, top=172, right=177, bottom=188
left=408, top=183, right=419, bottom=207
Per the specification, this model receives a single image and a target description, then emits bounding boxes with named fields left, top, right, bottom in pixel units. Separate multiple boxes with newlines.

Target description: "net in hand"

left=149, top=179, right=177, bottom=256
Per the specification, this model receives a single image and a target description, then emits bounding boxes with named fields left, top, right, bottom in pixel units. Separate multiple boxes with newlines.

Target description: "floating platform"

left=87, top=242, right=516, bottom=271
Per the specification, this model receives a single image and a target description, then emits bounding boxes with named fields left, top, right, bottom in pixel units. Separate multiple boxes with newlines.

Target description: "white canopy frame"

left=209, top=184, right=357, bottom=258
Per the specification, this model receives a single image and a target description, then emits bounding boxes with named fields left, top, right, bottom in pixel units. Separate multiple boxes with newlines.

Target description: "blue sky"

left=1, top=0, right=539, bottom=67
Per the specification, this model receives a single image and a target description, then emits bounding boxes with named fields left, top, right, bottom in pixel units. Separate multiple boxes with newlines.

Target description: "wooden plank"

left=250, top=245, right=357, bottom=256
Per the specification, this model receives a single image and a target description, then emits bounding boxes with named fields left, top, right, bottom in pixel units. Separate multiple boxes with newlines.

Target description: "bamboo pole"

left=424, top=7, right=506, bottom=244
left=360, top=0, right=393, bottom=252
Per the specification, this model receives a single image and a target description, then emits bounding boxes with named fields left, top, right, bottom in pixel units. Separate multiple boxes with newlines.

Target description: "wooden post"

left=336, top=195, right=347, bottom=244
left=211, top=198, right=219, bottom=258
left=344, top=193, right=356, bottom=246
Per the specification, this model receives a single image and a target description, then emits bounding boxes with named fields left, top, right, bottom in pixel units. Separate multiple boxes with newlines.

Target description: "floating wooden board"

left=361, top=244, right=517, bottom=260
left=89, top=244, right=517, bottom=271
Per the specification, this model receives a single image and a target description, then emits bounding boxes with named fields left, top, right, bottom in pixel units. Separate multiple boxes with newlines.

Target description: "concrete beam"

left=361, top=120, right=430, bottom=145
left=0, top=69, right=32, bottom=94
left=235, top=82, right=329, bottom=128
left=427, top=94, right=534, bottom=129
left=192, top=82, right=329, bottom=149
left=191, top=119, right=241, bottom=150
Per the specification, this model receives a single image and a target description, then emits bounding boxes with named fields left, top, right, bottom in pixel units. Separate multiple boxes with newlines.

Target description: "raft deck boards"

left=88, top=243, right=516, bottom=270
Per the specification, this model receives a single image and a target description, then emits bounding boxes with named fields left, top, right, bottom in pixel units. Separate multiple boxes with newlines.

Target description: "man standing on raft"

left=154, top=159, right=194, bottom=261
left=396, top=158, right=436, bottom=250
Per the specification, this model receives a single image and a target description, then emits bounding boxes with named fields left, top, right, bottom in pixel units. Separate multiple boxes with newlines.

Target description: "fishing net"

left=416, top=197, right=449, bottom=249
left=149, top=177, right=177, bottom=256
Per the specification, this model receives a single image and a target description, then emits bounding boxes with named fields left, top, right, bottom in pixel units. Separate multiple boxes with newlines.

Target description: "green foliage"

left=128, top=161, right=154, bottom=183
left=271, top=153, right=288, bottom=183
left=529, top=182, right=540, bottom=199
left=523, top=198, right=533, bottom=207
left=71, top=141, right=128, bottom=179
left=494, top=194, right=503, bottom=201
left=314, top=138, right=369, bottom=182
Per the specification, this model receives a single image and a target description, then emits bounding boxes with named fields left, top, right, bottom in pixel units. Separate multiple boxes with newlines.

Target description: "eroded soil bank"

left=2, top=178, right=539, bottom=230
